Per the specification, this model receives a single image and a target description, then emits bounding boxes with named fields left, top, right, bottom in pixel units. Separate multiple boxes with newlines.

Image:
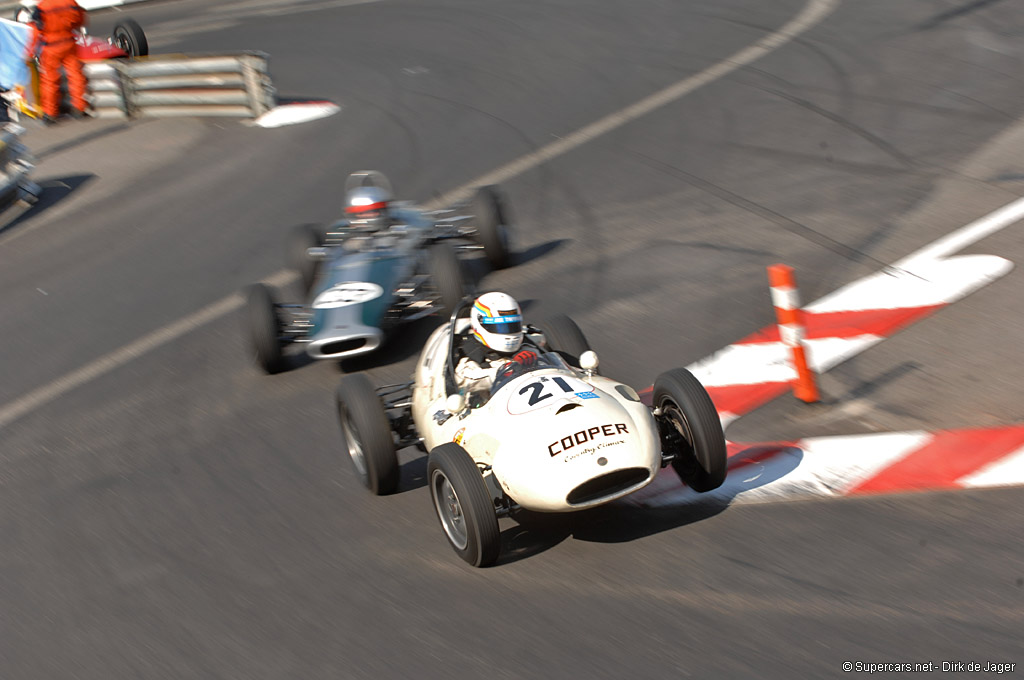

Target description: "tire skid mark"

left=0, top=0, right=842, bottom=431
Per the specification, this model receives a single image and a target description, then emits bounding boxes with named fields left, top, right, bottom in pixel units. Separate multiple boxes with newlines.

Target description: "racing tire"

left=112, top=19, right=149, bottom=58
left=335, top=373, right=399, bottom=495
left=471, top=185, right=511, bottom=270
left=244, top=283, right=286, bottom=375
left=287, top=223, right=324, bottom=299
left=653, top=368, right=727, bottom=493
left=429, top=243, right=465, bottom=318
left=540, top=314, right=591, bottom=367
left=427, top=443, right=500, bottom=567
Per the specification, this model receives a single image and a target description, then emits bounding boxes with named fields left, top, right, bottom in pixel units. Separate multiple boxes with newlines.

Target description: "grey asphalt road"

left=2, top=0, right=1024, bottom=677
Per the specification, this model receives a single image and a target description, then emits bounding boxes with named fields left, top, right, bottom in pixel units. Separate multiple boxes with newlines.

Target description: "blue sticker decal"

left=575, top=391, right=599, bottom=400
left=480, top=314, right=522, bottom=325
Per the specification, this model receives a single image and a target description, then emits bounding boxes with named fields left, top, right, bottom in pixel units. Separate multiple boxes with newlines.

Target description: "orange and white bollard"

left=767, top=264, right=819, bottom=403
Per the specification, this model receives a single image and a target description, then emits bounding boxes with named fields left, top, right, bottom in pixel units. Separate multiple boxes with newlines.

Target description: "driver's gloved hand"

left=513, top=350, right=538, bottom=367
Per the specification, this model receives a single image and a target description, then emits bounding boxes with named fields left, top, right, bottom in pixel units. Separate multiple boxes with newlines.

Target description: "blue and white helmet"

left=470, top=292, right=523, bottom=353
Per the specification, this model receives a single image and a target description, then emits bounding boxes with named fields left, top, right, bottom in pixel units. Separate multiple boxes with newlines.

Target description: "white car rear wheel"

left=336, top=374, right=399, bottom=495
left=540, top=314, right=591, bottom=368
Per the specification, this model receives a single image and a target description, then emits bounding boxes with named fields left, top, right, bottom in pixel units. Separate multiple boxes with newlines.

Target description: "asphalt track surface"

left=3, top=0, right=1024, bottom=677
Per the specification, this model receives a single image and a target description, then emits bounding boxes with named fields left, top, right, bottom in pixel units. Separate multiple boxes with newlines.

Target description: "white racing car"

left=334, top=300, right=727, bottom=567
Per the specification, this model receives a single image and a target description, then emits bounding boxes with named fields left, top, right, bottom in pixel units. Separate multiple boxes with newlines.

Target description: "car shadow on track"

left=495, top=504, right=731, bottom=567
left=460, top=239, right=568, bottom=292
left=337, top=315, right=449, bottom=374
left=495, top=444, right=805, bottom=565
left=515, top=239, right=568, bottom=265
left=396, top=455, right=429, bottom=493
left=0, top=174, right=94, bottom=237
left=31, top=123, right=133, bottom=161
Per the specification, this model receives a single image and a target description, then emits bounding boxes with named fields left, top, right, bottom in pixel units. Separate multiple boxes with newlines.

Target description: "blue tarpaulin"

left=0, top=19, right=32, bottom=91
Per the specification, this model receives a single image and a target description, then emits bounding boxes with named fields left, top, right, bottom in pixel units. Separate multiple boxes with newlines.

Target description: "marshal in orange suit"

left=25, top=0, right=88, bottom=123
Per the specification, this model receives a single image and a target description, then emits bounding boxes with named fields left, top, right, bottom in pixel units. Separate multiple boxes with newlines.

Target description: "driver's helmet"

left=343, top=171, right=395, bottom=233
left=470, top=292, right=524, bottom=354
left=345, top=185, right=392, bottom=233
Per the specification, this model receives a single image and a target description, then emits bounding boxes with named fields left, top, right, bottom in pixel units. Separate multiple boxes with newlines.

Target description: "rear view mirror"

left=446, top=393, right=466, bottom=414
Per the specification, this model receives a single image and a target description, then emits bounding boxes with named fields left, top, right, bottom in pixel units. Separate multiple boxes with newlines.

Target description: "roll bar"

left=444, top=296, right=476, bottom=397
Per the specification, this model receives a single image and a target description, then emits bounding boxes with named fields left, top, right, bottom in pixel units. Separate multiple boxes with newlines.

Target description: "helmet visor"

left=480, top=314, right=522, bottom=335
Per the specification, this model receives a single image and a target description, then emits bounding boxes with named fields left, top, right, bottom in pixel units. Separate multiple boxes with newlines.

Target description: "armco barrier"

left=84, top=52, right=276, bottom=120
left=0, top=0, right=151, bottom=14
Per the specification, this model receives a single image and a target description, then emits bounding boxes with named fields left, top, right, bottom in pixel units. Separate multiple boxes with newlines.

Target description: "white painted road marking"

left=0, top=0, right=840, bottom=430
left=252, top=102, right=342, bottom=128
left=427, top=0, right=842, bottom=210
left=0, top=269, right=294, bottom=430
left=681, top=197, right=1023, bottom=414
left=897, top=195, right=1024, bottom=268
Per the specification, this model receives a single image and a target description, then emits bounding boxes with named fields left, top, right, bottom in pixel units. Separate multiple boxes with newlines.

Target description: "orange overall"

left=26, top=0, right=88, bottom=117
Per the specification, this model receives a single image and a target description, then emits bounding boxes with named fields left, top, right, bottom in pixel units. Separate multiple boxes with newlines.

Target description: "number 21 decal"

left=519, top=377, right=576, bottom=406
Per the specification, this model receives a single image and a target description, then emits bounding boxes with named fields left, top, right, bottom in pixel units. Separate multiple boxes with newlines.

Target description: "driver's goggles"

left=480, top=315, right=522, bottom=335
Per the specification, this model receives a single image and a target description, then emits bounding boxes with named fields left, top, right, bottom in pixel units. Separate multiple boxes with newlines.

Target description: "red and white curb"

left=252, top=101, right=341, bottom=128
left=633, top=427, right=1024, bottom=507
left=633, top=197, right=1024, bottom=506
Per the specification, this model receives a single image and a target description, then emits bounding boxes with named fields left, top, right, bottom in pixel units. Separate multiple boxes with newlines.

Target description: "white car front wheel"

left=654, top=368, right=727, bottom=492
left=428, top=443, right=500, bottom=567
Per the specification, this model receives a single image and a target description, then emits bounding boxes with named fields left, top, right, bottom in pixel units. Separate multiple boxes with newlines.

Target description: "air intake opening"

left=566, top=468, right=649, bottom=505
left=556, top=403, right=581, bottom=414
left=322, top=338, right=367, bottom=355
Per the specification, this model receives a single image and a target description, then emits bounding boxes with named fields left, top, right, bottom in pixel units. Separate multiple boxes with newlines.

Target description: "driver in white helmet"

left=455, top=291, right=540, bottom=397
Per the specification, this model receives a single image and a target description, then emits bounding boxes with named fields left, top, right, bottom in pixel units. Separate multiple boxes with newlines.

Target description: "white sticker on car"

left=312, top=282, right=384, bottom=309
left=506, top=375, right=594, bottom=415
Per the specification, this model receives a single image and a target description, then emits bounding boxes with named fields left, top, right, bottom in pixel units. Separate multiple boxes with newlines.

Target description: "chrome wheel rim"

left=662, top=399, right=706, bottom=470
left=432, top=470, right=468, bottom=550
left=663, top=401, right=693, bottom=444
left=340, top=406, right=367, bottom=480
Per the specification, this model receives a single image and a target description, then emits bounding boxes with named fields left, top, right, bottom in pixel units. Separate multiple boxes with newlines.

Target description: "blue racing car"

left=243, top=171, right=512, bottom=373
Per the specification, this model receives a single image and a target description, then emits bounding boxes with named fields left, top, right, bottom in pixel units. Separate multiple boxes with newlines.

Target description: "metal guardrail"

left=84, top=52, right=277, bottom=120
left=0, top=0, right=152, bottom=14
